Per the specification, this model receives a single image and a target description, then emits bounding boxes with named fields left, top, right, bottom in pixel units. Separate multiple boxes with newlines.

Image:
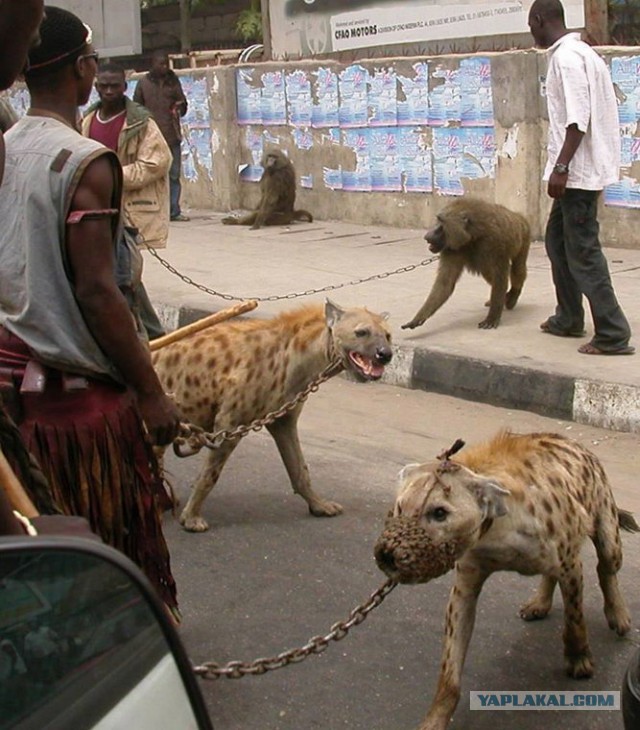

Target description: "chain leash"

left=173, top=360, right=343, bottom=457
left=192, top=579, right=397, bottom=680
left=144, top=244, right=437, bottom=303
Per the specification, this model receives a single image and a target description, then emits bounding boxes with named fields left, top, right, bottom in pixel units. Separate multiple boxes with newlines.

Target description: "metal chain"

left=173, top=360, right=343, bottom=457
left=144, top=244, right=437, bottom=302
left=192, top=579, right=397, bottom=680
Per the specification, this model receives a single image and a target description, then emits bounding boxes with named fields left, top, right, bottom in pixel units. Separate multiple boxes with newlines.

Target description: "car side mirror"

left=0, top=536, right=213, bottom=730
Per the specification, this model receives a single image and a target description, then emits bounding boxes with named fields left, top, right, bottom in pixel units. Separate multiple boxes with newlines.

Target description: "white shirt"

left=544, top=32, right=620, bottom=190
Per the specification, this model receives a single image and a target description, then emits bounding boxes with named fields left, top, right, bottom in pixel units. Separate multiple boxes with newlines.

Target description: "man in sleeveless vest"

left=0, top=6, right=182, bottom=619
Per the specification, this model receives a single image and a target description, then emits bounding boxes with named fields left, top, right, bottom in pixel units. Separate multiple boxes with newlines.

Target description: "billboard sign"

left=270, top=0, right=586, bottom=58
left=54, top=0, right=142, bottom=57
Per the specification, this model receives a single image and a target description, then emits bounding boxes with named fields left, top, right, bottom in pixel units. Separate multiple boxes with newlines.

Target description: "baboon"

left=222, top=149, right=313, bottom=230
left=402, top=198, right=531, bottom=330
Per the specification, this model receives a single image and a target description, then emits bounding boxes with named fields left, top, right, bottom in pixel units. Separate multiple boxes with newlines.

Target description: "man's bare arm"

left=66, top=155, right=180, bottom=445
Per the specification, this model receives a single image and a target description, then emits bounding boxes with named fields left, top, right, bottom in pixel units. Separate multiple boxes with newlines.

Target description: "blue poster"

left=286, top=69, right=313, bottom=127
left=339, top=64, right=369, bottom=128
left=342, top=128, right=371, bottom=191
left=370, top=127, right=401, bottom=191
left=292, top=127, right=314, bottom=150
left=432, top=127, right=464, bottom=195
left=398, top=127, right=432, bottom=193
left=397, top=61, right=429, bottom=126
left=368, top=67, right=398, bottom=127
left=237, top=68, right=262, bottom=125
left=460, top=57, right=494, bottom=127
left=311, top=67, right=339, bottom=128
left=429, top=66, right=461, bottom=127
left=606, top=56, right=640, bottom=207
left=461, top=127, right=496, bottom=179
left=261, top=70, right=287, bottom=126
left=240, top=127, right=264, bottom=183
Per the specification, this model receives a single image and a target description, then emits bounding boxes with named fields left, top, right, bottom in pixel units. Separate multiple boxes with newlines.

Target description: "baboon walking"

left=222, top=149, right=313, bottom=230
left=402, top=197, right=531, bottom=330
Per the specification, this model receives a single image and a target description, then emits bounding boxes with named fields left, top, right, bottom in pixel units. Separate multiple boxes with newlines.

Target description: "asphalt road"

left=162, top=378, right=640, bottom=730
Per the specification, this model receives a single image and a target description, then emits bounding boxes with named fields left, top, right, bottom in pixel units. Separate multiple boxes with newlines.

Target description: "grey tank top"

left=0, top=114, right=123, bottom=381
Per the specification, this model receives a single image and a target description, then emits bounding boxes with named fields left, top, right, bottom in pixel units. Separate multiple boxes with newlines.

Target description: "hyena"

left=375, top=431, right=639, bottom=730
left=152, top=299, right=392, bottom=532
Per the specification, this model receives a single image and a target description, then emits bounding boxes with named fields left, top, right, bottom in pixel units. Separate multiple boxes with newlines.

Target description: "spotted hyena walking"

left=375, top=431, right=639, bottom=730
left=152, top=300, right=392, bottom=532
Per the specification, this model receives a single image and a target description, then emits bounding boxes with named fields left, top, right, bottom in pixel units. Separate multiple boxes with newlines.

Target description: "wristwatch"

left=553, top=162, right=569, bottom=175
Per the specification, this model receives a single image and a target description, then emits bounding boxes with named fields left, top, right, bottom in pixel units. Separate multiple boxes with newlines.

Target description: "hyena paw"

left=519, top=599, right=552, bottom=621
left=179, top=512, right=210, bottom=532
left=606, top=605, right=631, bottom=636
left=308, top=499, right=343, bottom=517
left=565, top=653, right=594, bottom=679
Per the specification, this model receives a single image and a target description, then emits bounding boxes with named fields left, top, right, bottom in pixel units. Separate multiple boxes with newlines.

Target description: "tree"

left=141, top=0, right=262, bottom=51
left=236, top=0, right=263, bottom=43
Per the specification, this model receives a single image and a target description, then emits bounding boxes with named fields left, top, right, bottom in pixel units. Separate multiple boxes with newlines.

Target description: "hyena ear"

left=396, top=464, right=424, bottom=495
left=398, top=463, right=423, bottom=486
left=471, top=479, right=510, bottom=520
left=325, top=299, right=346, bottom=328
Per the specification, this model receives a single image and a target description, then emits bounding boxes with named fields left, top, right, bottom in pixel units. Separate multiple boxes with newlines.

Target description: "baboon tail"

left=293, top=209, right=313, bottom=222
left=222, top=213, right=257, bottom=226
left=618, top=508, right=640, bottom=533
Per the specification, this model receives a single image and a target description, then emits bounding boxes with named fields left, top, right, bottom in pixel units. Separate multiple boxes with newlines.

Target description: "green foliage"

left=236, top=7, right=263, bottom=42
left=141, top=0, right=263, bottom=43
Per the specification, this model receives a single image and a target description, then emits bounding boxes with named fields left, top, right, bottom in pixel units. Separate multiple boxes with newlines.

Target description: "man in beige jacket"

left=83, top=62, right=171, bottom=339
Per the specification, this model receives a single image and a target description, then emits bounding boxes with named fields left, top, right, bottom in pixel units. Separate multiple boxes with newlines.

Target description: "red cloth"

left=88, top=110, right=126, bottom=152
left=0, top=326, right=178, bottom=610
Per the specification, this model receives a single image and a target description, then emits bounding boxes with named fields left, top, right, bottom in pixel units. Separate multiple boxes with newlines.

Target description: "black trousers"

left=545, top=188, right=631, bottom=351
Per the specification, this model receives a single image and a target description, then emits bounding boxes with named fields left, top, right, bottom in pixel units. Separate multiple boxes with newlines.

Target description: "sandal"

left=540, top=319, right=586, bottom=338
left=578, top=343, right=635, bottom=356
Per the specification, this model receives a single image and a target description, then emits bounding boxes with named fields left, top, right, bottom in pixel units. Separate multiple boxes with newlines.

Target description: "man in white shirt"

left=528, top=0, right=634, bottom=355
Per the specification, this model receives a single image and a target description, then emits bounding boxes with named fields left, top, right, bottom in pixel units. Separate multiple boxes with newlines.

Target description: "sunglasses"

left=79, top=51, right=99, bottom=63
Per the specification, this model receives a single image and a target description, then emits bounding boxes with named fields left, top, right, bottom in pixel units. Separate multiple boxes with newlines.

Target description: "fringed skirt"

left=0, top=327, right=178, bottom=611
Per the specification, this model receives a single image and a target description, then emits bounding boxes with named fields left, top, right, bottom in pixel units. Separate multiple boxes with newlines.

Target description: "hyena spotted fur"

left=152, top=300, right=392, bottom=532
left=375, top=431, right=639, bottom=730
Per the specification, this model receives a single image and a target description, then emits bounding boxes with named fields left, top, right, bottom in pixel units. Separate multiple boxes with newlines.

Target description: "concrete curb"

left=153, top=302, right=640, bottom=435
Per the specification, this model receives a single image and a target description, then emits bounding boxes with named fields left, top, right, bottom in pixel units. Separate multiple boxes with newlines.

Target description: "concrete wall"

left=170, top=46, right=640, bottom=249
left=3, top=45, right=635, bottom=246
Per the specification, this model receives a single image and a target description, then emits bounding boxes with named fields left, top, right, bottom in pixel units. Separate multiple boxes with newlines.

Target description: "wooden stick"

left=0, top=447, right=39, bottom=518
left=149, top=300, right=258, bottom=352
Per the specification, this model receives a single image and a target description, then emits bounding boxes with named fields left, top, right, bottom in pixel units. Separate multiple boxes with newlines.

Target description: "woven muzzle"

left=374, top=514, right=465, bottom=584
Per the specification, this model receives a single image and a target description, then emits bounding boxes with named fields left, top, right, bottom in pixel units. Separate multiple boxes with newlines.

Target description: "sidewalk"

left=142, top=211, right=640, bottom=434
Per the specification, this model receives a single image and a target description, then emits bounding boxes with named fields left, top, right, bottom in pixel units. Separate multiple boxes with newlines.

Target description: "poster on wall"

left=180, top=76, right=213, bottom=182
left=311, top=67, right=340, bottom=127
left=397, top=62, right=429, bottom=126
left=605, top=55, right=640, bottom=209
left=286, top=69, right=313, bottom=126
left=268, top=0, right=586, bottom=59
left=235, top=58, right=497, bottom=195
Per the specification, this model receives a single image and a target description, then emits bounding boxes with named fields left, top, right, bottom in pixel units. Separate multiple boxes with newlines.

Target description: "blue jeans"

left=545, top=188, right=631, bottom=350
left=169, top=141, right=183, bottom=219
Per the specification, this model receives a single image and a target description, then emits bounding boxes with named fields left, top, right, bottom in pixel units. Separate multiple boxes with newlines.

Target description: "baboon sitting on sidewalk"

left=222, top=149, right=313, bottom=230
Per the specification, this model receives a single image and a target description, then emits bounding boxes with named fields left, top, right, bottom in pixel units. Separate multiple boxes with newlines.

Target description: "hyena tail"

left=618, top=508, right=640, bottom=533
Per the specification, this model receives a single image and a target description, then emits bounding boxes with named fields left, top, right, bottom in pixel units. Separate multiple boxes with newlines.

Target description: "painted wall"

left=5, top=45, right=640, bottom=248
left=167, top=47, right=640, bottom=248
